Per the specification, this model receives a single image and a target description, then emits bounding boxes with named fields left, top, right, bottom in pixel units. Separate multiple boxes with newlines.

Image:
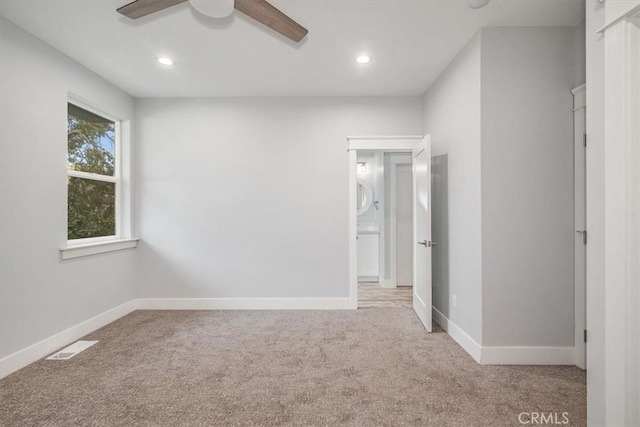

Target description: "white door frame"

left=347, top=136, right=423, bottom=309
left=387, top=154, right=414, bottom=288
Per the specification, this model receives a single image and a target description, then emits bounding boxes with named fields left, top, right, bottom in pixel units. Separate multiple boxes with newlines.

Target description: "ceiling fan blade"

left=234, top=0, right=308, bottom=42
left=117, top=0, right=189, bottom=19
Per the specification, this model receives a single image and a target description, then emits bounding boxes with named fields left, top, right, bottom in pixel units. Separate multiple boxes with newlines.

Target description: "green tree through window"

left=67, top=103, right=117, bottom=240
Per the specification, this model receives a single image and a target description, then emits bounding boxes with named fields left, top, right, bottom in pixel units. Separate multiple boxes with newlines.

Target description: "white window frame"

left=62, top=97, right=138, bottom=259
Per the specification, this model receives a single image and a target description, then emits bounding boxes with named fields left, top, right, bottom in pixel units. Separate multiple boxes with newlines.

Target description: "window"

left=67, top=101, right=120, bottom=242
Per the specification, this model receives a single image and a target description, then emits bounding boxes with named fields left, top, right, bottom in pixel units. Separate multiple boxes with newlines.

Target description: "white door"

left=396, top=164, right=413, bottom=286
left=573, top=92, right=586, bottom=370
left=413, top=136, right=432, bottom=331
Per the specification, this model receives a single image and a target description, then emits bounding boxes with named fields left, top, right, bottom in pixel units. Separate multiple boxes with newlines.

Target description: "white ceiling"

left=0, top=0, right=584, bottom=97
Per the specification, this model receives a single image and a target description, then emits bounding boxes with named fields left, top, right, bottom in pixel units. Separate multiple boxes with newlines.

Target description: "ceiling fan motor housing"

left=189, top=0, right=235, bottom=17
left=469, top=0, right=490, bottom=9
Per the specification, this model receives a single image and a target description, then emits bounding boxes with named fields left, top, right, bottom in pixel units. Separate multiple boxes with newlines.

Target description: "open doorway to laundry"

left=356, top=151, right=414, bottom=308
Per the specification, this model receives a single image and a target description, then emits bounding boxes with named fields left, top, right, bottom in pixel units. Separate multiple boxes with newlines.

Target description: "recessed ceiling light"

left=158, top=57, right=174, bottom=66
left=356, top=55, right=370, bottom=64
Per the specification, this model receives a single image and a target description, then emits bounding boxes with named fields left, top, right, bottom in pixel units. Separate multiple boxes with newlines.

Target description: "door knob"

left=418, top=240, right=429, bottom=246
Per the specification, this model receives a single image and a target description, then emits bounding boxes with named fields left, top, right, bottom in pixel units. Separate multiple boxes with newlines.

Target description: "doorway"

left=356, top=151, right=413, bottom=308
left=347, top=136, right=433, bottom=331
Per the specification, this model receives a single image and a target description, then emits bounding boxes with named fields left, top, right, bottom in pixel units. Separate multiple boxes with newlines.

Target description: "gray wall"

left=425, top=26, right=581, bottom=348
left=423, top=33, right=483, bottom=344
left=480, top=27, right=576, bottom=347
left=135, top=97, right=423, bottom=299
left=0, top=18, right=137, bottom=359
left=574, top=20, right=586, bottom=87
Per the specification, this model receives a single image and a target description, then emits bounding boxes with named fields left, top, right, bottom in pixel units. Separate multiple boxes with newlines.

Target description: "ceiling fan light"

left=190, top=0, right=235, bottom=18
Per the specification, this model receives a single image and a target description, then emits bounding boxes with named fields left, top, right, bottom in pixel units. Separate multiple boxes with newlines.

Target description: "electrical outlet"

left=452, top=295, right=457, bottom=309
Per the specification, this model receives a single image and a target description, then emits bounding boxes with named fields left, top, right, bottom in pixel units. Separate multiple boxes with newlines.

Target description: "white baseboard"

left=0, top=297, right=353, bottom=379
left=480, top=346, right=576, bottom=365
left=136, top=297, right=353, bottom=310
left=432, top=307, right=482, bottom=362
left=379, top=279, right=396, bottom=288
left=432, top=307, right=575, bottom=366
left=1, top=298, right=574, bottom=380
left=0, top=299, right=137, bottom=379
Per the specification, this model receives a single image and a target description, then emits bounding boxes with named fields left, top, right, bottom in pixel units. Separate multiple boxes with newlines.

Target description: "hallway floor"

left=358, top=282, right=413, bottom=308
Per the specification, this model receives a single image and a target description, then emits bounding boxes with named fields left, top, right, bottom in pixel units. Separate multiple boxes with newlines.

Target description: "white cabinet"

left=357, top=233, right=379, bottom=278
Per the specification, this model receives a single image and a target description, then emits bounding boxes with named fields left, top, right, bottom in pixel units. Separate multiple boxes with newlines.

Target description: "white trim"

left=571, top=83, right=586, bottom=95
left=597, top=2, right=640, bottom=33
left=347, top=135, right=424, bottom=141
left=572, top=84, right=587, bottom=111
left=60, top=238, right=139, bottom=260
left=349, top=150, right=359, bottom=309
left=0, top=297, right=352, bottom=379
left=480, top=346, right=576, bottom=365
left=0, top=300, right=137, bottom=379
left=67, top=170, right=118, bottom=183
left=432, top=308, right=575, bottom=365
left=432, top=307, right=482, bottom=362
left=347, top=136, right=422, bottom=152
left=68, top=95, right=123, bottom=123
left=137, top=298, right=352, bottom=310
left=389, top=159, right=398, bottom=288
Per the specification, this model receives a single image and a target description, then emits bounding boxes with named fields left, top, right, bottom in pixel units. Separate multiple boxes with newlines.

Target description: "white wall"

left=135, top=97, right=423, bottom=299
left=423, top=33, right=483, bottom=343
left=481, top=27, right=576, bottom=347
left=0, top=18, right=137, bottom=361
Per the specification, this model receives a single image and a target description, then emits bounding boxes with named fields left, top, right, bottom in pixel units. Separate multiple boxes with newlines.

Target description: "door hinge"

left=577, top=230, right=587, bottom=244
left=584, top=329, right=587, bottom=343
left=583, top=134, right=587, bottom=147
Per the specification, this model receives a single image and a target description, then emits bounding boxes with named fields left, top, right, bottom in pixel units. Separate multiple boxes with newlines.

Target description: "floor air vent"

left=46, top=340, right=98, bottom=360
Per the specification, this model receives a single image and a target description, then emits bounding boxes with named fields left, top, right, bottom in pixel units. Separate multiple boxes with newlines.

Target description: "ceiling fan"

left=117, top=0, right=308, bottom=42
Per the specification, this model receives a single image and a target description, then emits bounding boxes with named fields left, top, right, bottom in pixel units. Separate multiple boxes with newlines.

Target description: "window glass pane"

left=68, top=177, right=116, bottom=239
left=67, top=103, right=115, bottom=176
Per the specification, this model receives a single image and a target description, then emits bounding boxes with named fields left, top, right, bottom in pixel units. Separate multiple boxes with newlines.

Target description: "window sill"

left=60, top=238, right=140, bottom=260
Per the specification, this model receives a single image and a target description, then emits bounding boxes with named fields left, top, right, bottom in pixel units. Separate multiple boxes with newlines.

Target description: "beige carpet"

left=0, top=309, right=586, bottom=426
